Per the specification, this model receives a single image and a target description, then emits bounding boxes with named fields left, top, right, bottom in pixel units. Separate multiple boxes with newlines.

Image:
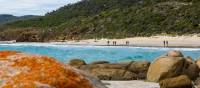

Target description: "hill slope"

left=2, top=0, right=200, bottom=41
left=0, top=14, right=38, bottom=24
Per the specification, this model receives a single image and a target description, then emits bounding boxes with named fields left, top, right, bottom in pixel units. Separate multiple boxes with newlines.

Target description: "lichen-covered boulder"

left=0, top=51, right=106, bottom=88
left=147, top=56, right=184, bottom=82
left=159, top=75, right=193, bottom=88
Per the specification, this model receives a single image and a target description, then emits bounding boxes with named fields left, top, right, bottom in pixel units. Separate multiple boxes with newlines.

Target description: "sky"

left=0, top=0, right=81, bottom=16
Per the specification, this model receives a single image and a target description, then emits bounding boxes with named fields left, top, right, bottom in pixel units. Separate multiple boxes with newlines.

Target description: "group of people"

left=106, top=40, right=169, bottom=47
left=163, top=40, right=169, bottom=47
left=107, top=41, right=130, bottom=46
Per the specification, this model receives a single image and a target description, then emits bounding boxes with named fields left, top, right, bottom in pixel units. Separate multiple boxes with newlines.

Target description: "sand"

left=53, top=35, right=200, bottom=47
left=103, top=80, right=159, bottom=88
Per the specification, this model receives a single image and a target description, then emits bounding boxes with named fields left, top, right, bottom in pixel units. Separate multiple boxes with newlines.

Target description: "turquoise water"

left=0, top=43, right=200, bottom=63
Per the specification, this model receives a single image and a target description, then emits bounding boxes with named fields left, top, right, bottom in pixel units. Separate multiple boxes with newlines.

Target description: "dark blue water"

left=0, top=43, right=199, bottom=63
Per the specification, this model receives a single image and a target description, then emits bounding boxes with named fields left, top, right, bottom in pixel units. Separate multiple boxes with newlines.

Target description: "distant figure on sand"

left=163, top=40, right=169, bottom=47
left=163, top=41, right=166, bottom=47
left=126, top=41, right=129, bottom=45
left=107, top=41, right=110, bottom=45
left=113, top=41, right=117, bottom=45
left=166, top=40, right=169, bottom=47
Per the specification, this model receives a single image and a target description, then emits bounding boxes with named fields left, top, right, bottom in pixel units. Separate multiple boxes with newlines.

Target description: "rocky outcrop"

left=0, top=51, right=106, bottom=88
left=67, top=50, right=200, bottom=83
left=159, top=75, right=193, bottom=88
left=69, top=60, right=150, bottom=80
left=147, top=50, right=200, bottom=82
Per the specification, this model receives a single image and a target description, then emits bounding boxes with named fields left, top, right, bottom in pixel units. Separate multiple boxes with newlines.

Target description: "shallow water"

left=0, top=43, right=200, bottom=63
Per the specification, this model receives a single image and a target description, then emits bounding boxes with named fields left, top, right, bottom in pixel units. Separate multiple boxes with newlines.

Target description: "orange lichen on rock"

left=0, top=51, right=99, bottom=88
left=0, top=51, right=19, bottom=58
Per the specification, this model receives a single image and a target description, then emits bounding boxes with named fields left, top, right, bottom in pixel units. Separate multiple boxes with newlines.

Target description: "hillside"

left=1, top=0, right=200, bottom=41
left=0, top=14, right=38, bottom=24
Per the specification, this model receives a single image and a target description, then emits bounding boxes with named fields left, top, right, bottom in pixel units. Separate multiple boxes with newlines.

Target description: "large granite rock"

left=0, top=51, right=106, bottom=88
left=159, top=75, right=193, bottom=88
left=147, top=56, right=184, bottom=82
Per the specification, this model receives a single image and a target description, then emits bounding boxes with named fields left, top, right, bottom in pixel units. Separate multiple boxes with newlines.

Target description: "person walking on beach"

left=107, top=41, right=110, bottom=45
left=163, top=40, right=166, bottom=47
left=166, top=40, right=169, bottom=47
left=126, top=41, right=129, bottom=46
left=113, top=41, right=117, bottom=46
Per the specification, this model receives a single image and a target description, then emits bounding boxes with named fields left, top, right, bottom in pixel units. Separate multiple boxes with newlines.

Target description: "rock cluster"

left=69, top=60, right=151, bottom=80
left=69, top=50, right=200, bottom=88
left=147, top=50, right=199, bottom=83
left=147, top=50, right=200, bottom=88
left=0, top=51, right=106, bottom=88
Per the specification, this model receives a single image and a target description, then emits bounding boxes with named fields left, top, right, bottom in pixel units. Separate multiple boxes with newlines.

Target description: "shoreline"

left=1, top=42, right=200, bottom=48
left=57, top=35, right=200, bottom=48
left=1, top=35, right=200, bottom=48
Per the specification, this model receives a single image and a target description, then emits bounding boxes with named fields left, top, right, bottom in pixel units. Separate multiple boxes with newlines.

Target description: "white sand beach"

left=53, top=35, right=200, bottom=47
left=103, top=80, right=159, bottom=88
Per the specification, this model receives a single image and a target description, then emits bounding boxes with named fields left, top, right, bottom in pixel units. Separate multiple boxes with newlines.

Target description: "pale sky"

left=0, top=0, right=81, bottom=16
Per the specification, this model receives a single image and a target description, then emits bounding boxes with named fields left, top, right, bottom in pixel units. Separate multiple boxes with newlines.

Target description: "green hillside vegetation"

left=5, top=0, right=140, bottom=28
left=1, top=0, right=200, bottom=41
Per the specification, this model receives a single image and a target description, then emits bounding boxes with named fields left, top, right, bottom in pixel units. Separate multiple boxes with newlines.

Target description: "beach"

left=57, top=35, right=200, bottom=47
